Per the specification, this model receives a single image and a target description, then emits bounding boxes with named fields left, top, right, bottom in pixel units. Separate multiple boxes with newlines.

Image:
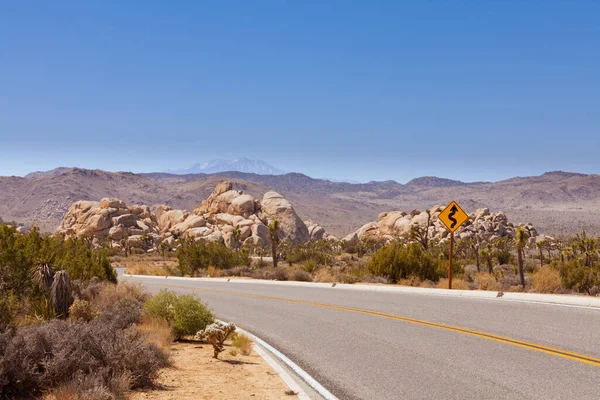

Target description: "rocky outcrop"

left=56, top=181, right=326, bottom=251
left=342, top=206, right=539, bottom=245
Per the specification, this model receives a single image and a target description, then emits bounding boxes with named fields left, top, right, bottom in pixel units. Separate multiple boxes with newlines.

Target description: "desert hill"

left=1, top=168, right=599, bottom=236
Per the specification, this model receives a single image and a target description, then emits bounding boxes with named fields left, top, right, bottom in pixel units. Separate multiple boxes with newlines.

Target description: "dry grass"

left=532, top=267, right=562, bottom=293
left=313, top=268, right=337, bottom=283
left=93, top=282, right=149, bottom=313
left=205, top=266, right=223, bottom=277
left=473, top=272, right=499, bottom=291
left=398, top=275, right=423, bottom=287
left=120, top=254, right=176, bottom=276
left=436, top=278, right=469, bottom=290
left=231, top=332, right=253, bottom=356
left=137, top=316, right=174, bottom=354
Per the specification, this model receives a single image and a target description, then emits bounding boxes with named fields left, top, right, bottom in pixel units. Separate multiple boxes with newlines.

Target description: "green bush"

left=0, top=225, right=116, bottom=302
left=144, top=290, right=214, bottom=339
left=177, top=241, right=249, bottom=276
left=559, top=259, right=600, bottom=294
left=367, top=242, right=439, bottom=283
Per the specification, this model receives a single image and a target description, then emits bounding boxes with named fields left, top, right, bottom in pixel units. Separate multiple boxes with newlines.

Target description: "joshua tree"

left=515, top=225, right=529, bottom=288
left=470, top=241, right=481, bottom=272
left=232, top=228, right=241, bottom=252
left=50, top=270, right=74, bottom=319
left=120, top=235, right=131, bottom=258
left=409, top=209, right=431, bottom=250
left=159, top=241, right=169, bottom=259
left=268, top=219, right=280, bottom=268
left=536, top=240, right=544, bottom=268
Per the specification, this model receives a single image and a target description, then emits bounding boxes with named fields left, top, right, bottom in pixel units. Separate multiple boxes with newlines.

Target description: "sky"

left=1, top=1, right=599, bottom=183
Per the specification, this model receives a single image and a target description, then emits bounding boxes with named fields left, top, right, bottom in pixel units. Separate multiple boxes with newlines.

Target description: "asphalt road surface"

left=122, top=273, right=600, bottom=400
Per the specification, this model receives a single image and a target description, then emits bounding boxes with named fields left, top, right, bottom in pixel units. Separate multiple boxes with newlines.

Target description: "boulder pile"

left=55, top=181, right=330, bottom=250
left=342, top=206, right=539, bottom=245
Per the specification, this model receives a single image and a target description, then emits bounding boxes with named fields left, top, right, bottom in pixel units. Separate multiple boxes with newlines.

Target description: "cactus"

left=196, top=321, right=236, bottom=359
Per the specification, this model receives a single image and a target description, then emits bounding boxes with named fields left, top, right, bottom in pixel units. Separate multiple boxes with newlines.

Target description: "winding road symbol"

left=448, top=205, right=458, bottom=229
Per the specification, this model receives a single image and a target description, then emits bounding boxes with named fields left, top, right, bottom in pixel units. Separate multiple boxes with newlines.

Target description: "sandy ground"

left=130, top=341, right=298, bottom=400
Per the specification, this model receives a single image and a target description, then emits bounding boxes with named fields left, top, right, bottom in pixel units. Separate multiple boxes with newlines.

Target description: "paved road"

left=122, top=273, right=600, bottom=400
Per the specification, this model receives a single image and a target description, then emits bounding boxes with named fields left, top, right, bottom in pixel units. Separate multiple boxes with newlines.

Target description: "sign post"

left=438, top=201, right=469, bottom=289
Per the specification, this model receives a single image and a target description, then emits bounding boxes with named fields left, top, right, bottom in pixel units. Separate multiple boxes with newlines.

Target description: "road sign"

left=438, top=201, right=469, bottom=290
left=438, top=200, right=469, bottom=233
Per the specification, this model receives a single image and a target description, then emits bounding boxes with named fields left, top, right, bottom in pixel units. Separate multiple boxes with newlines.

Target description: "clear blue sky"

left=1, top=1, right=599, bottom=183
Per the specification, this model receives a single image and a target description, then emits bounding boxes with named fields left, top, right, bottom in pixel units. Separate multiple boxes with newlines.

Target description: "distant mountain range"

left=1, top=167, right=600, bottom=237
left=164, top=158, right=285, bottom=175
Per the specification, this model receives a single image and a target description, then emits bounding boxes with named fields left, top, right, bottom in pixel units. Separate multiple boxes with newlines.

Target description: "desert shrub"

left=222, top=266, right=253, bottom=277
left=262, top=268, right=288, bottom=281
left=177, top=242, right=249, bottom=276
left=313, top=268, right=337, bottom=283
left=368, top=242, right=439, bottom=283
left=98, top=297, right=143, bottom=330
left=196, top=321, right=236, bottom=359
left=473, top=272, right=499, bottom=291
left=68, top=299, right=98, bottom=322
left=494, top=250, right=512, bottom=265
left=281, top=241, right=332, bottom=266
left=559, top=260, right=600, bottom=294
left=303, top=259, right=318, bottom=273
left=0, top=226, right=116, bottom=307
left=497, top=273, right=523, bottom=291
left=0, top=318, right=169, bottom=398
left=290, top=270, right=313, bottom=282
left=337, top=273, right=359, bottom=284
left=360, top=274, right=389, bottom=284
left=398, top=275, right=423, bottom=287
left=0, top=290, right=18, bottom=330
left=531, top=267, right=562, bottom=293
left=137, top=316, right=174, bottom=354
left=144, top=290, right=214, bottom=339
left=231, top=332, right=253, bottom=356
left=43, top=372, right=131, bottom=400
left=92, top=282, right=148, bottom=314
left=436, top=278, right=469, bottom=290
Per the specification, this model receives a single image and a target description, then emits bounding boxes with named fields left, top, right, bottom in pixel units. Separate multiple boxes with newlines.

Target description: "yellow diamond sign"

left=438, top=201, right=469, bottom=233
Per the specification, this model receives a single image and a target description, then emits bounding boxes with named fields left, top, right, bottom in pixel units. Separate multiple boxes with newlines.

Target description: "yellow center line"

left=143, top=281, right=600, bottom=367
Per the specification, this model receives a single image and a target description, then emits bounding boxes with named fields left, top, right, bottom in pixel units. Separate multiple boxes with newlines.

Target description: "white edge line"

left=229, top=324, right=338, bottom=400
left=122, top=273, right=600, bottom=310
left=252, top=340, right=310, bottom=400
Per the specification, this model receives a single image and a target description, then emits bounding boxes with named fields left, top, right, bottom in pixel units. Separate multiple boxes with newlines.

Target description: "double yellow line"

left=145, top=282, right=600, bottom=368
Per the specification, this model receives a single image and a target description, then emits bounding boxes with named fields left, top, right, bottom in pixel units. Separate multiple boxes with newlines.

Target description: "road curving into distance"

left=121, top=272, right=600, bottom=400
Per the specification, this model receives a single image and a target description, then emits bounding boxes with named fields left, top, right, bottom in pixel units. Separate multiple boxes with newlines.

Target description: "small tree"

left=515, top=225, right=530, bottom=288
left=196, top=321, right=236, bottom=359
left=268, top=220, right=280, bottom=268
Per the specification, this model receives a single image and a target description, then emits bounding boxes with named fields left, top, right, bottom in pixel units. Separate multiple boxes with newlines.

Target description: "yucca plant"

left=50, top=270, right=74, bottom=319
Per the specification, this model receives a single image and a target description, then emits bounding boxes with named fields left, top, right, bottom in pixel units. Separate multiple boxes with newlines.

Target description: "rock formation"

left=56, top=182, right=318, bottom=250
left=342, top=206, right=539, bottom=245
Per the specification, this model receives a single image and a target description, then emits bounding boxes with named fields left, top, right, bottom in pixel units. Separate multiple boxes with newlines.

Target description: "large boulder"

left=100, top=198, right=127, bottom=210
left=228, top=194, right=256, bottom=218
left=171, top=215, right=207, bottom=235
left=260, top=191, right=309, bottom=243
left=156, top=207, right=188, bottom=234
